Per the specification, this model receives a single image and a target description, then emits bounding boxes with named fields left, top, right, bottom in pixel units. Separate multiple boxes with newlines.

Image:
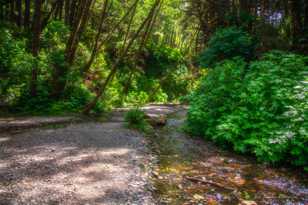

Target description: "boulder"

left=145, top=113, right=167, bottom=126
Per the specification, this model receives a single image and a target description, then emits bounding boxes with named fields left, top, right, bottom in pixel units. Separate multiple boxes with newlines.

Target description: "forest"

left=0, top=0, right=307, bottom=111
left=0, top=0, right=307, bottom=204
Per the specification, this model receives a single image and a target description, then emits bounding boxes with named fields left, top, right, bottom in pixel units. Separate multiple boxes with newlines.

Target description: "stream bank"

left=149, top=109, right=308, bottom=205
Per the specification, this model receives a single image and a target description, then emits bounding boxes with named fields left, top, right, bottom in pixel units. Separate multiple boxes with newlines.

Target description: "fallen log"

left=184, top=176, right=234, bottom=191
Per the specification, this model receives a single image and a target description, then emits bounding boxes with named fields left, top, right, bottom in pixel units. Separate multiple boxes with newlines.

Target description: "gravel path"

left=0, top=122, right=155, bottom=205
left=0, top=116, right=80, bottom=131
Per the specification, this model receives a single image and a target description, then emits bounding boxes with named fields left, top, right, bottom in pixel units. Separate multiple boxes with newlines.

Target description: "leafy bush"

left=124, top=108, right=151, bottom=132
left=198, top=27, right=256, bottom=68
left=144, top=43, right=184, bottom=78
left=0, top=28, right=33, bottom=103
left=187, top=52, right=308, bottom=169
left=160, top=65, right=191, bottom=101
left=187, top=58, right=246, bottom=136
left=13, top=83, right=105, bottom=115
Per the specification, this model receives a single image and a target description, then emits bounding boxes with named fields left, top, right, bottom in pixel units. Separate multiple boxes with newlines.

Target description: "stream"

left=149, top=109, right=308, bottom=205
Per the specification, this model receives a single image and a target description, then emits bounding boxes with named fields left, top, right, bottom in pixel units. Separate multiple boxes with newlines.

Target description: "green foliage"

left=160, top=65, right=192, bottom=101
left=187, top=52, right=308, bottom=169
left=124, top=108, right=151, bottom=132
left=187, top=58, right=246, bottom=136
left=42, top=20, right=69, bottom=47
left=0, top=27, right=33, bottom=103
left=13, top=83, right=103, bottom=114
left=226, top=11, right=256, bottom=31
left=131, top=43, right=191, bottom=102
left=199, top=27, right=256, bottom=68
left=144, top=43, right=184, bottom=78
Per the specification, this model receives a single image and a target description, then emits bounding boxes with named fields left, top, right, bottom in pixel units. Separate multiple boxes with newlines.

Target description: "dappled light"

left=0, top=122, right=153, bottom=204
left=149, top=110, right=308, bottom=204
left=0, top=0, right=307, bottom=204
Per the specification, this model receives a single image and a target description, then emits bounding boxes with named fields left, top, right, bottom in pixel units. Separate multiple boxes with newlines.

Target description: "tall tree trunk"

left=10, top=0, right=15, bottom=23
left=3, top=2, right=9, bottom=21
left=30, top=0, right=42, bottom=97
left=304, top=0, right=308, bottom=29
left=0, top=3, right=4, bottom=20
left=289, top=0, right=303, bottom=47
left=24, top=0, right=31, bottom=28
left=16, top=0, right=22, bottom=26
left=64, top=0, right=70, bottom=24
left=56, top=0, right=64, bottom=19
left=69, top=0, right=77, bottom=26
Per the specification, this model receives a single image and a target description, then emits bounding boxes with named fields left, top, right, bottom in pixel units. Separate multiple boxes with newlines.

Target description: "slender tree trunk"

left=82, top=0, right=161, bottom=114
left=121, top=71, right=133, bottom=104
left=139, top=0, right=161, bottom=51
left=50, top=0, right=93, bottom=98
left=24, top=0, right=31, bottom=28
left=16, top=0, right=22, bottom=26
left=64, top=0, right=70, bottom=24
left=304, top=0, right=308, bottom=29
left=69, top=0, right=77, bottom=26
left=3, top=2, right=9, bottom=21
left=82, top=0, right=139, bottom=76
left=0, top=3, right=4, bottom=20
left=289, top=0, right=302, bottom=47
left=122, top=0, right=139, bottom=51
left=57, top=0, right=64, bottom=19
left=82, top=0, right=110, bottom=75
left=65, top=0, right=92, bottom=65
left=41, top=0, right=61, bottom=30
left=10, top=0, right=15, bottom=23
left=30, top=0, right=43, bottom=97
left=82, top=64, right=117, bottom=114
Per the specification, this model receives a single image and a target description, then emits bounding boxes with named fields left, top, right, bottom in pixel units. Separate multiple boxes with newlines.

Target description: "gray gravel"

left=0, top=122, right=155, bottom=205
left=0, top=116, right=80, bottom=131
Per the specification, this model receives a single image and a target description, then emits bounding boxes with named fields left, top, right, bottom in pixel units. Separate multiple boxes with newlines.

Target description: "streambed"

left=149, top=109, right=308, bottom=205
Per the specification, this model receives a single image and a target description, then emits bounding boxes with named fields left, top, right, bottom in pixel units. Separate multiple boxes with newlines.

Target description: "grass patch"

left=124, top=108, right=152, bottom=133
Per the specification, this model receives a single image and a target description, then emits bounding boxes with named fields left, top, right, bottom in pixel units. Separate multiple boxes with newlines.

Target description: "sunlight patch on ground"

left=0, top=137, right=10, bottom=142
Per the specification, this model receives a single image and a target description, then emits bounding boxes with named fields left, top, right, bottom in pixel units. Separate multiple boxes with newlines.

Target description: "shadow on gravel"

left=0, top=122, right=152, bottom=205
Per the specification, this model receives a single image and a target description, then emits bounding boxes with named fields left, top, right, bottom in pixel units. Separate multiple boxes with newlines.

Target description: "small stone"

left=240, top=200, right=258, bottom=205
left=193, top=194, right=204, bottom=200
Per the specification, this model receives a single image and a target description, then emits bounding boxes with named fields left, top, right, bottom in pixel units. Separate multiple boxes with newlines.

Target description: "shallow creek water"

left=149, top=110, right=308, bottom=205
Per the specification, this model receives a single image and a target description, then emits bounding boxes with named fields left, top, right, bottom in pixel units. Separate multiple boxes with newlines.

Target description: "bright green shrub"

left=187, top=58, right=246, bottom=137
left=123, top=74, right=168, bottom=106
left=187, top=51, right=308, bottom=169
left=0, top=28, right=33, bottom=103
left=124, top=108, right=151, bottom=132
left=199, top=27, right=256, bottom=68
